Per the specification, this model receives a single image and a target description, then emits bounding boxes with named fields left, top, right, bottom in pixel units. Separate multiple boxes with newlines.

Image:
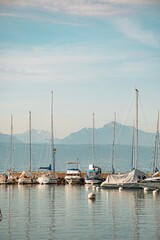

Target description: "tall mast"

left=51, top=91, right=55, bottom=172
left=153, top=110, right=159, bottom=173
left=111, top=112, right=116, bottom=174
left=135, top=89, right=138, bottom=169
left=29, top=111, right=31, bottom=172
left=92, top=112, right=95, bottom=165
left=10, top=114, right=13, bottom=171
left=131, top=121, right=135, bottom=170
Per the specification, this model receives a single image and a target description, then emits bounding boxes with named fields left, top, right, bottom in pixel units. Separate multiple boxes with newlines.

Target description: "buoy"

left=92, top=185, right=96, bottom=190
left=96, top=186, right=100, bottom=190
left=88, top=192, right=96, bottom=200
left=144, top=187, right=149, bottom=191
left=86, top=185, right=91, bottom=189
left=119, top=187, right=123, bottom=191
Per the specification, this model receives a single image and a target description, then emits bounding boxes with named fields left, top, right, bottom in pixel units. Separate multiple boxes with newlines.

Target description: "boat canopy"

left=105, top=169, right=147, bottom=184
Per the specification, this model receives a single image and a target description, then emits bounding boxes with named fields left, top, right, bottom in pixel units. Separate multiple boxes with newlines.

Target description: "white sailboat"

left=85, top=113, right=103, bottom=185
left=18, top=111, right=36, bottom=184
left=139, top=111, right=160, bottom=190
left=65, top=159, right=83, bottom=185
left=37, top=91, right=58, bottom=184
left=7, top=115, right=17, bottom=184
left=101, top=89, right=147, bottom=189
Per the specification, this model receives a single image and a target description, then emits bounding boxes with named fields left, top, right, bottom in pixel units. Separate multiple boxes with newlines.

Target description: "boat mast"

left=153, top=110, right=159, bottom=173
left=111, top=112, right=116, bottom=174
left=29, top=111, right=32, bottom=172
left=135, top=89, right=138, bottom=169
left=10, top=114, right=13, bottom=171
left=92, top=112, right=95, bottom=165
left=131, top=121, right=135, bottom=170
left=51, top=91, right=55, bottom=172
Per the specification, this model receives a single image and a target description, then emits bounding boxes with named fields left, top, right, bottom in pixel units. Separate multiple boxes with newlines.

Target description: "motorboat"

left=65, top=161, right=83, bottom=185
left=85, top=164, right=103, bottom=184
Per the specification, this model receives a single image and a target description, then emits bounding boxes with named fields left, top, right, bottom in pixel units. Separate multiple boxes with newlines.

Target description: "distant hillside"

left=56, top=122, right=155, bottom=146
left=0, top=122, right=155, bottom=146
left=0, top=133, right=22, bottom=143
left=15, top=129, right=50, bottom=144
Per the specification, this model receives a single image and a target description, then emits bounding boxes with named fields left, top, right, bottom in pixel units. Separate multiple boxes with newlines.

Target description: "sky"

left=0, top=0, right=160, bottom=138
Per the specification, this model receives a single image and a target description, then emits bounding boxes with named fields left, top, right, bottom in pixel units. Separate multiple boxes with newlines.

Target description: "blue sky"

left=0, top=0, right=160, bottom=138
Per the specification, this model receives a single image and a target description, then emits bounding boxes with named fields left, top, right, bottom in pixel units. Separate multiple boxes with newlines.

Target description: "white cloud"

left=1, top=0, right=157, bottom=18
left=115, top=18, right=160, bottom=47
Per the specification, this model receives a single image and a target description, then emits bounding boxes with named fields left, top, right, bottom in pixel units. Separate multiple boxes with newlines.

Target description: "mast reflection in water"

left=0, top=185, right=160, bottom=240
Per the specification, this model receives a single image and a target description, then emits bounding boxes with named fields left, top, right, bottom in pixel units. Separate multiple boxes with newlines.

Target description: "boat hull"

left=85, top=178, right=103, bottom=185
left=38, top=176, right=58, bottom=184
left=101, top=182, right=142, bottom=189
left=65, top=176, right=83, bottom=185
left=18, top=178, right=37, bottom=184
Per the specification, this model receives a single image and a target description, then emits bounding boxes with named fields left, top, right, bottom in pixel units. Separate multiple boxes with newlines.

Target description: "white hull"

left=38, top=175, right=58, bottom=184
left=7, top=178, right=17, bottom=184
left=85, top=178, right=103, bottom=185
left=65, top=176, right=83, bottom=185
left=101, top=182, right=142, bottom=189
left=18, top=177, right=37, bottom=184
left=139, top=177, right=160, bottom=190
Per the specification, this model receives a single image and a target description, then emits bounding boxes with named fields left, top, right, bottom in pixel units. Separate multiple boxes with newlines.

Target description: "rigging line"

left=115, top=90, right=135, bottom=144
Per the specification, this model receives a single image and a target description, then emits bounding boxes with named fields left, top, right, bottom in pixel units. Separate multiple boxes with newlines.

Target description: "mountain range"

left=0, top=122, right=156, bottom=146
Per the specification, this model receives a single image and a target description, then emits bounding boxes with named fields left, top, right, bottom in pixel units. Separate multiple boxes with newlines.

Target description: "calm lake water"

left=0, top=184, right=160, bottom=240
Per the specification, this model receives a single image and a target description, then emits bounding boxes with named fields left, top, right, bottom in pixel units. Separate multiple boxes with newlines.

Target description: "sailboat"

left=7, top=115, right=17, bottom=184
left=101, top=89, right=147, bottom=189
left=0, top=115, right=17, bottom=184
left=139, top=111, right=160, bottom=190
left=37, top=91, right=59, bottom=184
left=18, top=111, right=37, bottom=184
left=85, top=113, right=103, bottom=185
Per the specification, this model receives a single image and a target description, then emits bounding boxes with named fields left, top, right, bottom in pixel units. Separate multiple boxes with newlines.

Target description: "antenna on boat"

left=111, top=112, right=116, bottom=174
left=135, top=89, right=138, bottom=169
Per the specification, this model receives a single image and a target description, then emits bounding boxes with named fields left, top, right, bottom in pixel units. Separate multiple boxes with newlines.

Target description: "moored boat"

left=65, top=161, right=83, bottom=185
left=37, top=91, right=58, bottom=184
left=85, top=113, right=103, bottom=185
left=18, top=170, right=37, bottom=184
left=85, top=164, right=103, bottom=184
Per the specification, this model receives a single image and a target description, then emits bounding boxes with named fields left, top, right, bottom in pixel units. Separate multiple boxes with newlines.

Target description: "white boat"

left=18, top=170, right=37, bottom=184
left=101, top=169, right=147, bottom=189
left=37, top=91, right=58, bottom=184
left=85, top=164, right=103, bottom=184
left=139, top=112, right=160, bottom=190
left=101, top=89, right=147, bottom=189
left=139, top=175, right=160, bottom=190
left=38, top=173, right=58, bottom=184
left=7, top=115, right=17, bottom=184
left=65, top=161, right=83, bottom=185
left=18, top=111, right=37, bottom=184
left=85, top=113, right=103, bottom=185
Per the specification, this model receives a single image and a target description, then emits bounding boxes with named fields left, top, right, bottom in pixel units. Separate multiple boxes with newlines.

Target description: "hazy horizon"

left=1, top=1, right=160, bottom=138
